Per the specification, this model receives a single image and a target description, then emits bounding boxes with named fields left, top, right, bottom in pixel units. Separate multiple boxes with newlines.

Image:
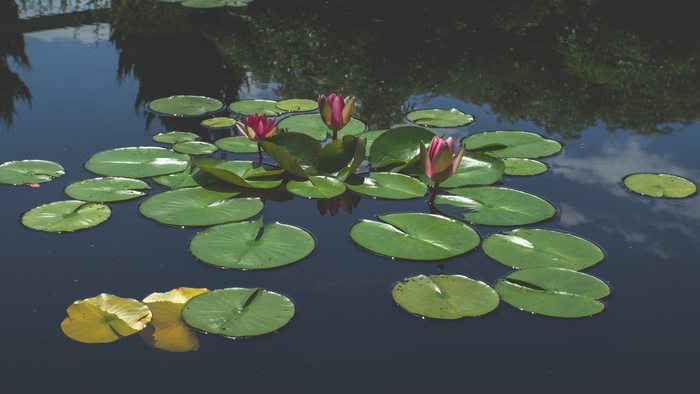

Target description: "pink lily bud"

left=318, top=94, right=355, bottom=134
left=236, top=113, right=278, bottom=142
left=420, top=136, right=465, bottom=184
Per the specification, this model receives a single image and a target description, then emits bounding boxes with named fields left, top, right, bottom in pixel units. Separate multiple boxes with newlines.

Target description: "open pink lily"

left=318, top=94, right=355, bottom=140
left=236, top=113, right=278, bottom=142
left=420, top=136, right=465, bottom=204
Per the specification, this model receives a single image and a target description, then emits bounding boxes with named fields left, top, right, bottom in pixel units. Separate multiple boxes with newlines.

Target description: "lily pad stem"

left=428, top=182, right=440, bottom=205
left=257, top=143, right=263, bottom=163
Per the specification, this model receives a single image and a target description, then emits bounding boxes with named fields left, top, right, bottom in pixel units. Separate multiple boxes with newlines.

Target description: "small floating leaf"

left=152, top=131, right=198, bottom=144
left=182, top=0, right=227, bottom=9
left=349, top=213, right=480, bottom=260
left=463, top=130, right=562, bottom=158
left=495, top=268, right=610, bottom=318
left=405, top=108, right=475, bottom=127
left=60, top=294, right=152, bottom=343
left=22, top=200, right=111, bottom=232
left=172, top=141, right=218, bottom=155
left=190, top=219, right=316, bottom=269
left=392, top=274, right=499, bottom=319
left=201, top=117, right=237, bottom=129
left=346, top=172, right=428, bottom=199
left=275, top=98, right=317, bottom=112
left=64, top=177, right=151, bottom=202
left=228, top=99, right=281, bottom=116
left=286, top=176, right=346, bottom=199
left=483, top=229, right=604, bottom=270
left=182, top=288, right=295, bottom=338
left=215, top=136, right=259, bottom=153
left=503, top=158, right=548, bottom=176
left=623, top=173, right=697, bottom=198
left=85, top=147, right=190, bottom=178
left=148, top=95, right=224, bottom=116
left=0, top=160, right=65, bottom=185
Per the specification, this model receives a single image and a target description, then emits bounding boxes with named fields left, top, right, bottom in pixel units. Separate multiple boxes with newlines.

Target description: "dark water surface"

left=2, top=1, right=700, bottom=392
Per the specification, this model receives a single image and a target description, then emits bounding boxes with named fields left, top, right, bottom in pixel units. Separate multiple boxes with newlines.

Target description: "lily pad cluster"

left=60, top=287, right=293, bottom=352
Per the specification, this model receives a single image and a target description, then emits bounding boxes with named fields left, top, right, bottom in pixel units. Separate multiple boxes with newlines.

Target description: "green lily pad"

left=64, top=177, right=151, bottom=202
left=286, top=176, right=347, bottom=198
left=61, top=294, right=152, bottom=344
left=420, top=152, right=504, bottom=187
left=215, top=136, right=260, bottom=153
left=277, top=114, right=366, bottom=140
left=405, top=108, right=475, bottom=127
left=495, top=268, right=610, bottom=318
left=228, top=99, right=282, bottom=116
left=193, top=158, right=283, bottom=189
left=182, top=0, right=227, bottom=9
left=503, top=158, right=548, bottom=176
left=356, top=129, right=386, bottom=152
left=151, top=165, right=219, bottom=189
left=201, top=117, right=237, bottom=129
left=260, top=132, right=323, bottom=179
left=392, top=274, right=499, bottom=319
left=148, top=95, right=224, bottom=116
left=172, top=141, right=218, bottom=155
left=139, top=186, right=262, bottom=226
left=369, top=126, right=435, bottom=170
left=152, top=131, right=198, bottom=144
left=317, top=135, right=366, bottom=179
left=435, top=186, right=556, bottom=226
left=483, top=229, right=604, bottom=270
left=190, top=218, right=316, bottom=269
left=346, top=172, right=428, bottom=199
left=22, top=200, right=111, bottom=232
left=85, top=147, right=190, bottom=178
left=182, top=288, right=295, bottom=338
left=276, top=98, right=317, bottom=112
left=623, top=173, right=697, bottom=198
left=349, top=213, right=480, bottom=260
left=463, top=130, right=562, bottom=158
left=0, top=160, right=65, bottom=185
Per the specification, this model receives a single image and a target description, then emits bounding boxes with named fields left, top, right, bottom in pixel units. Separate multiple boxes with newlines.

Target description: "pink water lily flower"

left=420, top=136, right=465, bottom=184
left=318, top=94, right=355, bottom=139
left=237, top=113, right=278, bottom=142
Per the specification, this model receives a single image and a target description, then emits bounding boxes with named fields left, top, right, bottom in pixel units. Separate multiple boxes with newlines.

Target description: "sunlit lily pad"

left=435, top=186, right=556, bottom=226
left=623, top=173, right=697, bottom=198
left=22, top=200, right=111, bottom=232
left=151, top=165, right=219, bottom=189
left=172, top=141, right=218, bottom=155
left=276, top=98, right=317, bottom=112
left=64, top=177, right=151, bottom=202
left=277, top=114, right=366, bottom=140
left=392, top=274, right=499, bottom=319
left=182, top=287, right=295, bottom=338
left=228, top=99, right=281, bottom=116
left=0, top=160, right=65, bottom=185
left=483, top=229, right=604, bottom=270
left=190, top=218, right=316, bottom=269
left=193, top=158, right=284, bottom=189
left=201, top=117, right=237, bottom=129
left=503, top=158, right=548, bottom=176
left=369, top=126, right=435, bottom=170
left=139, top=186, right=263, bottom=226
left=350, top=213, right=480, bottom=260
left=215, top=136, right=260, bottom=153
left=148, top=95, right=224, bottom=116
left=152, top=131, right=198, bottom=144
left=286, top=176, right=347, bottom=198
left=463, top=130, right=562, bottom=158
left=140, top=287, right=210, bottom=353
left=495, top=268, right=610, bottom=318
left=420, top=152, right=504, bottom=187
left=346, top=172, right=428, bottom=199
left=182, top=0, right=226, bottom=9
left=85, top=147, right=190, bottom=178
left=405, top=108, right=475, bottom=127
left=61, top=293, right=152, bottom=343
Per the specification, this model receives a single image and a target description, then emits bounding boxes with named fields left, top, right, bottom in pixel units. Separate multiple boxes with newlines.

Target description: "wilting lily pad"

left=503, top=158, right=548, bottom=176
left=64, top=177, right=150, bottom=202
left=228, top=99, right=281, bottom=116
left=215, top=136, right=260, bottom=153
left=392, top=274, right=499, bottom=319
left=420, top=152, right=504, bottom=187
left=193, top=158, right=283, bottom=189
left=139, top=186, right=263, bottom=226
left=435, top=186, right=556, bottom=226
left=623, top=173, right=697, bottom=198
left=346, top=172, right=428, bottom=199
left=0, top=160, right=65, bottom=185
left=369, top=126, right=435, bottom=170
left=463, top=130, right=562, bottom=158
left=495, top=268, right=610, bottom=318
left=286, top=176, right=346, bottom=198
left=140, top=287, right=209, bottom=353
left=148, top=95, right=224, bottom=116
left=190, top=218, right=316, bottom=269
left=483, top=229, right=604, bottom=270
left=277, top=114, right=366, bottom=140
left=152, top=131, right=198, bottom=144
left=61, top=293, right=152, bottom=343
left=276, top=98, right=317, bottom=112
left=350, top=213, right=480, bottom=260
left=152, top=165, right=219, bottom=189
left=182, top=287, right=295, bottom=338
left=22, top=200, right=111, bottom=232
left=406, top=108, right=475, bottom=128
left=85, top=147, right=190, bottom=178
left=201, top=117, right=237, bottom=129
left=172, top=141, right=218, bottom=155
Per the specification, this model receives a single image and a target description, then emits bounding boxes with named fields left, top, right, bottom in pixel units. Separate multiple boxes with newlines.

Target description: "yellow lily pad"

left=60, top=294, right=152, bottom=343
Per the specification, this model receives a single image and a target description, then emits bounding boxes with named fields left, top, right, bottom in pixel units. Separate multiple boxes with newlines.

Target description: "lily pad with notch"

left=623, top=173, right=697, bottom=198
left=64, top=177, right=151, bottom=202
left=286, top=176, right=347, bottom=199
left=85, top=147, right=190, bottom=178
left=463, top=130, right=562, bottom=158
left=22, top=200, right=111, bottom=232
left=405, top=108, right=475, bottom=128
left=148, top=95, right=224, bottom=116
left=346, top=172, right=428, bottom=199
left=0, top=160, right=65, bottom=185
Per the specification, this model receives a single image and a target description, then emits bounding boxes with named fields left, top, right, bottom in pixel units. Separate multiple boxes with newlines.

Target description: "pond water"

left=2, top=1, right=700, bottom=392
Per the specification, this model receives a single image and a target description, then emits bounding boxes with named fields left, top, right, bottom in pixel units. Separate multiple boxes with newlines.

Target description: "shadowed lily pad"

left=64, top=177, right=151, bottom=202
left=623, top=173, right=697, bottom=198
left=193, top=158, right=284, bottom=189
left=152, top=165, right=219, bottom=189
left=463, top=130, right=562, bottom=158
left=22, top=200, right=111, bottom=232
left=85, top=147, right=190, bottom=178
left=61, top=294, right=152, bottom=343
left=346, top=172, right=427, bottom=199
left=392, top=274, right=499, bottom=319
left=406, top=108, right=475, bottom=127
left=148, top=95, right=224, bottom=116
left=369, top=126, right=435, bottom=170
left=0, top=160, right=65, bottom=185
left=182, top=0, right=227, bottom=9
